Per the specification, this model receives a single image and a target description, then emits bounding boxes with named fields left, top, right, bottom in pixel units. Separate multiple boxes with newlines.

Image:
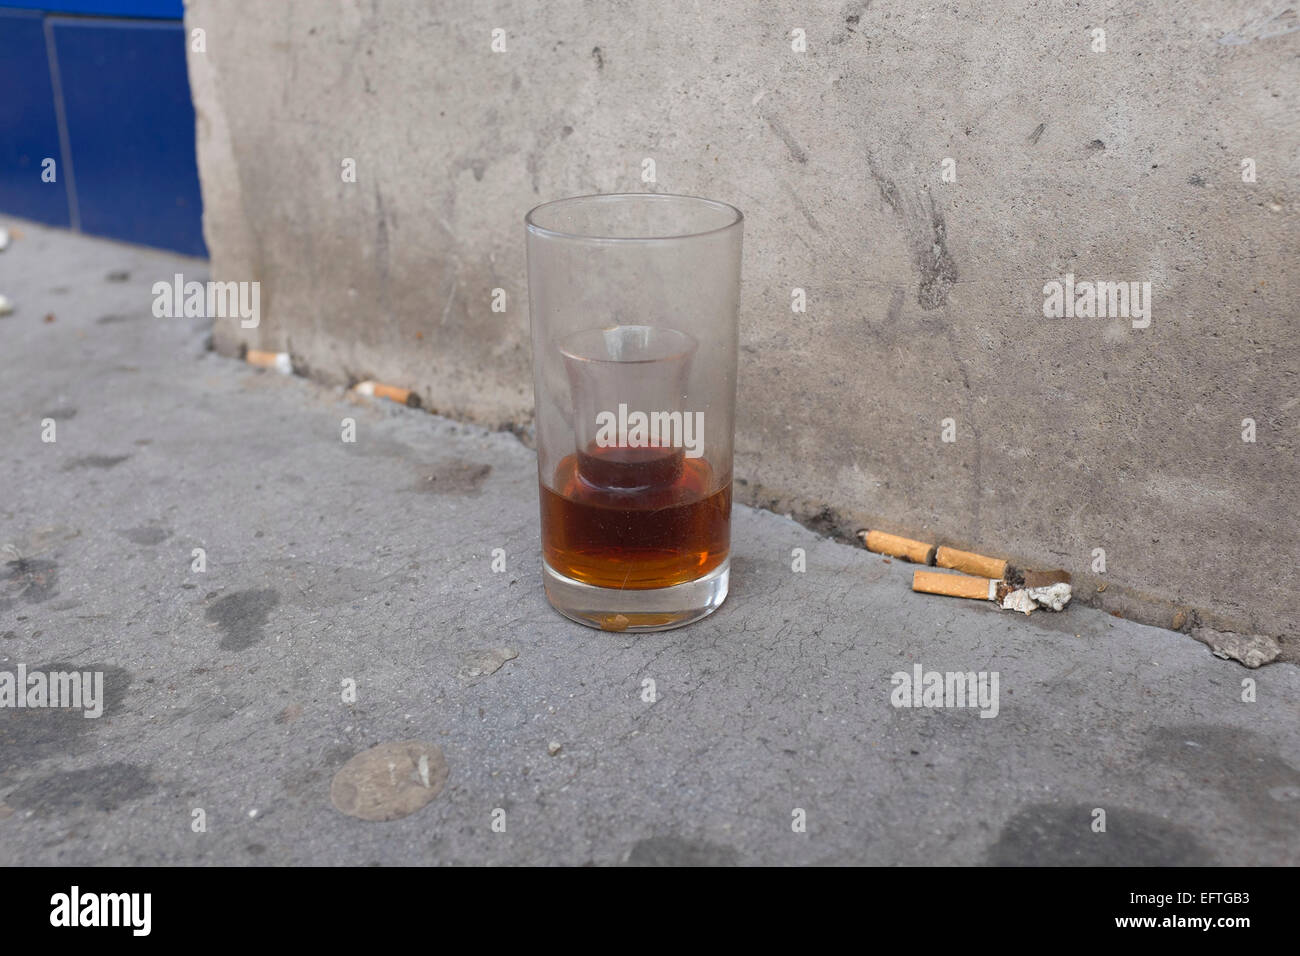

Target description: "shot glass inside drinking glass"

left=559, top=325, right=698, bottom=491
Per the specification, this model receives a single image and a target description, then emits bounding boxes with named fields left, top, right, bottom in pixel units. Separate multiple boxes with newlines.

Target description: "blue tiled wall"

left=0, top=10, right=69, bottom=226
left=2, top=1, right=182, bottom=16
left=0, top=2, right=206, bottom=256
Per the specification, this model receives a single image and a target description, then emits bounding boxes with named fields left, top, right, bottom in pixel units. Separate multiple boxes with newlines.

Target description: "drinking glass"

left=525, top=193, right=743, bottom=631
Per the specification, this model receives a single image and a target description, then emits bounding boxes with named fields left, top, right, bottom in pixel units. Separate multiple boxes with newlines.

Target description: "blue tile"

left=0, top=9, right=71, bottom=227
left=0, top=2, right=184, bottom=20
left=51, top=16, right=207, bottom=256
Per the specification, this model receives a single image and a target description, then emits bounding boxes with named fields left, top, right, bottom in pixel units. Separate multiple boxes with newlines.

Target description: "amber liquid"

left=541, top=444, right=731, bottom=590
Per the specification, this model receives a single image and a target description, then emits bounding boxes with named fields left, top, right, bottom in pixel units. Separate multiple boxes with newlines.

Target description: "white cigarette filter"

left=353, top=380, right=421, bottom=407
left=246, top=349, right=292, bottom=375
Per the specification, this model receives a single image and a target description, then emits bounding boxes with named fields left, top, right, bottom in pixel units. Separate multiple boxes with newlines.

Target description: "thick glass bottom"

left=542, top=557, right=729, bottom=632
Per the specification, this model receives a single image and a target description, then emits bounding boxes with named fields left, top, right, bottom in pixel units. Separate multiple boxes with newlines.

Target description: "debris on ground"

left=859, top=529, right=935, bottom=564
left=1191, top=626, right=1281, bottom=669
left=354, top=380, right=422, bottom=408
left=0, top=226, right=10, bottom=251
left=0, top=295, right=13, bottom=316
left=936, top=545, right=1007, bottom=579
left=547, top=742, right=562, bottom=756
left=329, top=740, right=449, bottom=821
left=1000, top=581, right=1072, bottom=614
left=459, top=646, right=518, bottom=680
left=1002, top=569, right=1074, bottom=613
left=913, top=568, right=997, bottom=601
left=244, top=347, right=293, bottom=374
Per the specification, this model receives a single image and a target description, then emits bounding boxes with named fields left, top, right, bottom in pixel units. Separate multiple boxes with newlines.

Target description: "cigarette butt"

left=860, top=530, right=935, bottom=565
left=912, top=569, right=997, bottom=601
left=936, top=546, right=1007, bottom=580
left=246, top=348, right=292, bottom=374
left=354, top=380, right=422, bottom=408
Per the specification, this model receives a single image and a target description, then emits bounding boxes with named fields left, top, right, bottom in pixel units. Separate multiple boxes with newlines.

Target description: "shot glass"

left=525, top=193, right=743, bottom=631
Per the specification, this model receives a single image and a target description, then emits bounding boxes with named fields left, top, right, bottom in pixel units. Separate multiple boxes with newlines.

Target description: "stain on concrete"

left=205, top=589, right=280, bottom=650
left=339, top=433, right=418, bottom=460
left=410, top=460, right=491, bottom=495
left=120, top=525, right=173, bottom=546
left=868, top=158, right=958, bottom=310
left=275, top=702, right=304, bottom=724
left=766, top=115, right=808, bottom=164
left=1, top=558, right=59, bottom=604
left=831, top=1, right=872, bottom=43
left=885, top=287, right=906, bottom=325
left=5, top=762, right=156, bottom=816
left=459, top=646, right=518, bottom=680
left=330, top=740, right=448, bottom=821
left=454, top=155, right=488, bottom=182
left=1218, top=9, right=1300, bottom=45
left=182, top=692, right=245, bottom=723
left=1142, top=725, right=1300, bottom=833
left=591, top=46, right=603, bottom=70
left=625, top=835, right=741, bottom=866
left=781, top=181, right=824, bottom=234
left=42, top=406, right=77, bottom=419
left=986, top=802, right=1213, bottom=865
left=62, top=454, right=130, bottom=470
left=526, top=150, right=541, bottom=193
left=105, top=269, right=131, bottom=282
left=0, top=664, right=132, bottom=772
left=373, top=183, right=391, bottom=291
left=96, top=313, right=141, bottom=324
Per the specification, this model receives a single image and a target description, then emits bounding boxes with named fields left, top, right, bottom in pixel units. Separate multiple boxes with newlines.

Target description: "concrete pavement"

left=1, top=222, right=1297, bottom=865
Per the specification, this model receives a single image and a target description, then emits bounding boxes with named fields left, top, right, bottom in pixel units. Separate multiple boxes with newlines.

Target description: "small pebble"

left=547, top=742, right=562, bottom=756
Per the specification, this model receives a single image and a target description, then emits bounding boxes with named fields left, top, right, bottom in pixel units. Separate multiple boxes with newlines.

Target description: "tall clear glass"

left=525, top=194, right=743, bottom=631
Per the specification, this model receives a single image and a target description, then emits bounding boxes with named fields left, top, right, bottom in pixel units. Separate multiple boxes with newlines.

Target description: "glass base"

left=542, top=558, right=729, bottom=632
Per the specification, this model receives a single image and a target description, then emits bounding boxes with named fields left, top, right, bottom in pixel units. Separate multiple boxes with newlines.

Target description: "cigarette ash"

left=999, top=582, right=1072, bottom=615
left=996, top=568, right=1072, bottom=615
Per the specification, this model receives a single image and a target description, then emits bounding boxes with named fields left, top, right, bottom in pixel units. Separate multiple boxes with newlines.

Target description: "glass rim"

left=525, top=192, right=743, bottom=244
left=557, top=325, right=699, bottom=365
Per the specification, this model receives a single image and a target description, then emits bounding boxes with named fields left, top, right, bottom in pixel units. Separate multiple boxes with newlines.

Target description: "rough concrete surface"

left=184, top=0, right=1300, bottom=641
left=1, top=224, right=1298, bottom=865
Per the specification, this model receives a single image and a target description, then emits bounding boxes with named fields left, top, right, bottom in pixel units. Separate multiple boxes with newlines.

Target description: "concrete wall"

left=186, top=0, right=1299, bottom=644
